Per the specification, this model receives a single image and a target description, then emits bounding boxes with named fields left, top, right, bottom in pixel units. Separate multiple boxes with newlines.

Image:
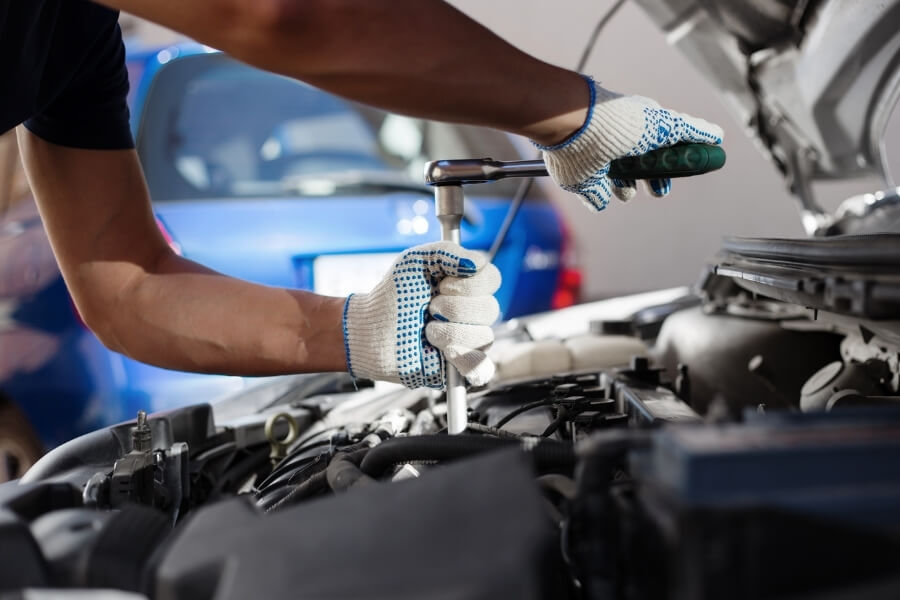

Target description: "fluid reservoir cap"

left=590, top=319, right=634, bottom=336
left=801, top=361, right=844, bottom=396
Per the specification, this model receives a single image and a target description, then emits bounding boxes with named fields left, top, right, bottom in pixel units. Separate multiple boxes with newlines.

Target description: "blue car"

left=0, top=43, right=579, bottom=479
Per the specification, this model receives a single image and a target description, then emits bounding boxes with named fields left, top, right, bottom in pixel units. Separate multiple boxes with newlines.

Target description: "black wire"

left=257, top=456, right=329, bottom=506
left=464, top=422, right=522, bottom=439
left=268, top=439, right=333, bottom=475
left=256, top=449, right=326, bottom=492
left=487, top=178, right=533, bottom=262
left=288, top=425, right=346, bottom=454
left=575, top=0, right=630, bottom=73
left=541, top=406, right=569, bottom=438
left=210, top=446, right=271, bottom=497
left=494, top=399, right=555, bottom=430
left=264, top=470, right=329, bottom=512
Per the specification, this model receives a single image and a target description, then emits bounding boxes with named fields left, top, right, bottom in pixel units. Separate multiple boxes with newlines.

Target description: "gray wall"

left=449, top=0, right=896, bottom=299
left=126, top=3, right=898, bottom=299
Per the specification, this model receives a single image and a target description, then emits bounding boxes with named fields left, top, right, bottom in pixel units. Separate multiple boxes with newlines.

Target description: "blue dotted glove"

left=342, top=242, right=501, bottom=389
left=536, top=77, right=724, bottom=211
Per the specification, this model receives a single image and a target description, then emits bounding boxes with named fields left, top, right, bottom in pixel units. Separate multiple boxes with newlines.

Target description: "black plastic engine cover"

left=153, top=448, right=558, bottom=600
left=0, top=508, right=49, bottom=592
left=655, top=306, right=841, bottom=414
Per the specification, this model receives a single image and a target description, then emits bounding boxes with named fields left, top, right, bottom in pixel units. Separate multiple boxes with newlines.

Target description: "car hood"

left=634, top=0, right=900, bottom=235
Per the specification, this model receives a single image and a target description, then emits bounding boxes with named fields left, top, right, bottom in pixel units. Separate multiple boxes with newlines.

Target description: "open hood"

left=634, top=0, right=900, bottom=235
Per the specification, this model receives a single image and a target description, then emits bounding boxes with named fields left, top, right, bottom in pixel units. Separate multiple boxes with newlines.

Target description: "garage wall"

left=448, top=0, right=895, bottom=299
left=125, top=3, right=898, bottom=300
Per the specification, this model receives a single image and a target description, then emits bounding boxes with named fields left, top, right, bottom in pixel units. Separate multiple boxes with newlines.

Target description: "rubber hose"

left=257, top=453, right=329, bottom=495
left=85, top=504, right=171, bottom=592
left=265, top=470, right=328, bottom=512
left=255, top=484, right=295, bottom=512
left=259, top=438, right=375, bottom=494
left=211, top=446, right=271, bottom=497
left=359, top=435, right=575, bottom=478
left=326, top=448, right=375, bottom=492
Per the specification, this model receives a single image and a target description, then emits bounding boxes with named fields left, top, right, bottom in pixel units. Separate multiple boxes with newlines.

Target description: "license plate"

left=313, top=253, right=398, bottom=297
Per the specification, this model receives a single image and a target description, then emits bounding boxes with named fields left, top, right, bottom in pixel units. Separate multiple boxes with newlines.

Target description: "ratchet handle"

left=424, top=144, right=725, bottom=187
left=608, top=143, right=726, bottom=180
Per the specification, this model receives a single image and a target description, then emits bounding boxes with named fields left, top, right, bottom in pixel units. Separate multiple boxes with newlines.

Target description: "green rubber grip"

left=608, top=143, right=726, bottom=180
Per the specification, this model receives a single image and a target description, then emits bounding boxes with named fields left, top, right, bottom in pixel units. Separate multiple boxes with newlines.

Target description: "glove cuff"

left=534, top=76, right=641, bottom=192
left=343, top=293, right=396, bottom=384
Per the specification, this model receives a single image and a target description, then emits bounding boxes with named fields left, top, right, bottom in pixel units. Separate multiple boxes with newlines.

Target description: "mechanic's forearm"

left=18, top=131, right=347, bottom=377
left=103, top=252, right=348, bottom=376
left=98, top=0, right=588, bottom=145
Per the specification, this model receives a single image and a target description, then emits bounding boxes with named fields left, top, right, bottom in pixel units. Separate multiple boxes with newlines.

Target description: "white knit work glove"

left=342, top=242, right=501, bottom=390
left=535, top=76, right=724, bottom=211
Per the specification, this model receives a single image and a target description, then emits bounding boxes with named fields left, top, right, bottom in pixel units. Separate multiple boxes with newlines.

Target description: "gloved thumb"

left=424, top=241, right=488, bottom=278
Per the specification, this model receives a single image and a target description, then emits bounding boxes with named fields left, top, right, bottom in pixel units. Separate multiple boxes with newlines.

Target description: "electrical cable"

left=486, top=0, right=629, bottom=262
left=464, top=422, right=522, bottom=439
left=326, top=448, right=375, bottom=492
left=256, top=449, right=329, bottom=492
left=359, top=435, right=575, bottom=478
left=493, top=399, right=555, bottom=430
left=264, top=470, right=329, bottom=512
left=575, top=0, right=630, bottom=73
left=209, top=446, right=271, bottom=497
left=541, top=406, right=570, bottom=438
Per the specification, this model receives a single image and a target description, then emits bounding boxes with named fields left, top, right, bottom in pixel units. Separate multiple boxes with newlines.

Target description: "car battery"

left=574, top=408, right=900, bottom=600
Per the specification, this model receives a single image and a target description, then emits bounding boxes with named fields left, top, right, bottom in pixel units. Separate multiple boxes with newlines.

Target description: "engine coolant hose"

left=326, top=448, right=375, bottom=492
left=359, top=435, right=575, bottom=478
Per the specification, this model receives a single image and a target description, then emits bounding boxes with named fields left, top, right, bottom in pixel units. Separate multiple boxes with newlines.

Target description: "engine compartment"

left=2, top=237, right=900, bottom=600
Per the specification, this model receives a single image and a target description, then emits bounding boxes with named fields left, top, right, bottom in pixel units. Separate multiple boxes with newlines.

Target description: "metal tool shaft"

left=434, top=184, right=468, bottom=435
left=425, top=158, right=548, bottom=186
left=425, top=158, right=556, bottom=435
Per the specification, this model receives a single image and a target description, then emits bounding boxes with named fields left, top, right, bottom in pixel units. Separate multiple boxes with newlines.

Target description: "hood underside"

left=635, top=0, right=900, bottom=235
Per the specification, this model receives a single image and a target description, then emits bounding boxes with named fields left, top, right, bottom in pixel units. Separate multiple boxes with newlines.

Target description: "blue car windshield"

left=138, top=55, right=523, bottom=201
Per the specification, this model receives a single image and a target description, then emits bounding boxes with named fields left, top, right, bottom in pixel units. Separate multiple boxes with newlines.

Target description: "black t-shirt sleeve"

left=24, top=17, right=134, bottom=150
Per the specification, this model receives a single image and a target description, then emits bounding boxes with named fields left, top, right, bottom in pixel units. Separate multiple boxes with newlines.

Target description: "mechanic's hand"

left=536, top=76, right=724, bottom=211
left=342, top=242, right=501, bottom=390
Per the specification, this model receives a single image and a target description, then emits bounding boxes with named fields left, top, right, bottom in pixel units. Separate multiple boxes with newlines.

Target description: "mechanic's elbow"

left=244, top=0, right=296, bottom=30
left=221, top=0, right=320, bottom=69
left=78, top=306, right=127, bottom=355
left=224, top=0, right=303, bottom=49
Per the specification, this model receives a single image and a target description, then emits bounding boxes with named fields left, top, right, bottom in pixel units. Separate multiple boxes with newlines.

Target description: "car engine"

left=3, top=0, right=900, bottom=597
left=2, top=234, right=899, bottom=599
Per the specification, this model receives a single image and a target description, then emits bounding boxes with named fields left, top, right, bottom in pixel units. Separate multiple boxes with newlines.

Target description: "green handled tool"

left=424, top=143, right=726, bottom=186
left=422, top=143, right=724, bottom=435
left=608, top=143, right=726, bottom=180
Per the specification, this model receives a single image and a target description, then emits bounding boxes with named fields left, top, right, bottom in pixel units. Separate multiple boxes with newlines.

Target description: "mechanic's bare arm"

left=17, top=129, right=347, bottom=376
left=95, top=0, right=588, bottom=147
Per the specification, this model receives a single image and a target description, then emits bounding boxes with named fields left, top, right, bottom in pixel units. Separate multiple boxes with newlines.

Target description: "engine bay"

left=3, top=235, right=899, bottom=600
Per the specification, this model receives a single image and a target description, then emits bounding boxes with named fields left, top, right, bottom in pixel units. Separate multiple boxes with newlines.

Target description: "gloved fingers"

left=438, top=262, right=501, bottom=297
left=672, top=110, right=724, bottom=145
left=611, top=178, right=637, bottom=202
left=429, top=294, right=500, bottom=326
left=564, top=172, right=613, bottom=212
left=441, top=345, right=495, bottom=387
left=642, top=106, right=723, bottom=150
left=645, top=178, right=672, bottom=197
left=425, top=322, right=494, bottom=354
left=396, top=241, right=488, bottom=280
